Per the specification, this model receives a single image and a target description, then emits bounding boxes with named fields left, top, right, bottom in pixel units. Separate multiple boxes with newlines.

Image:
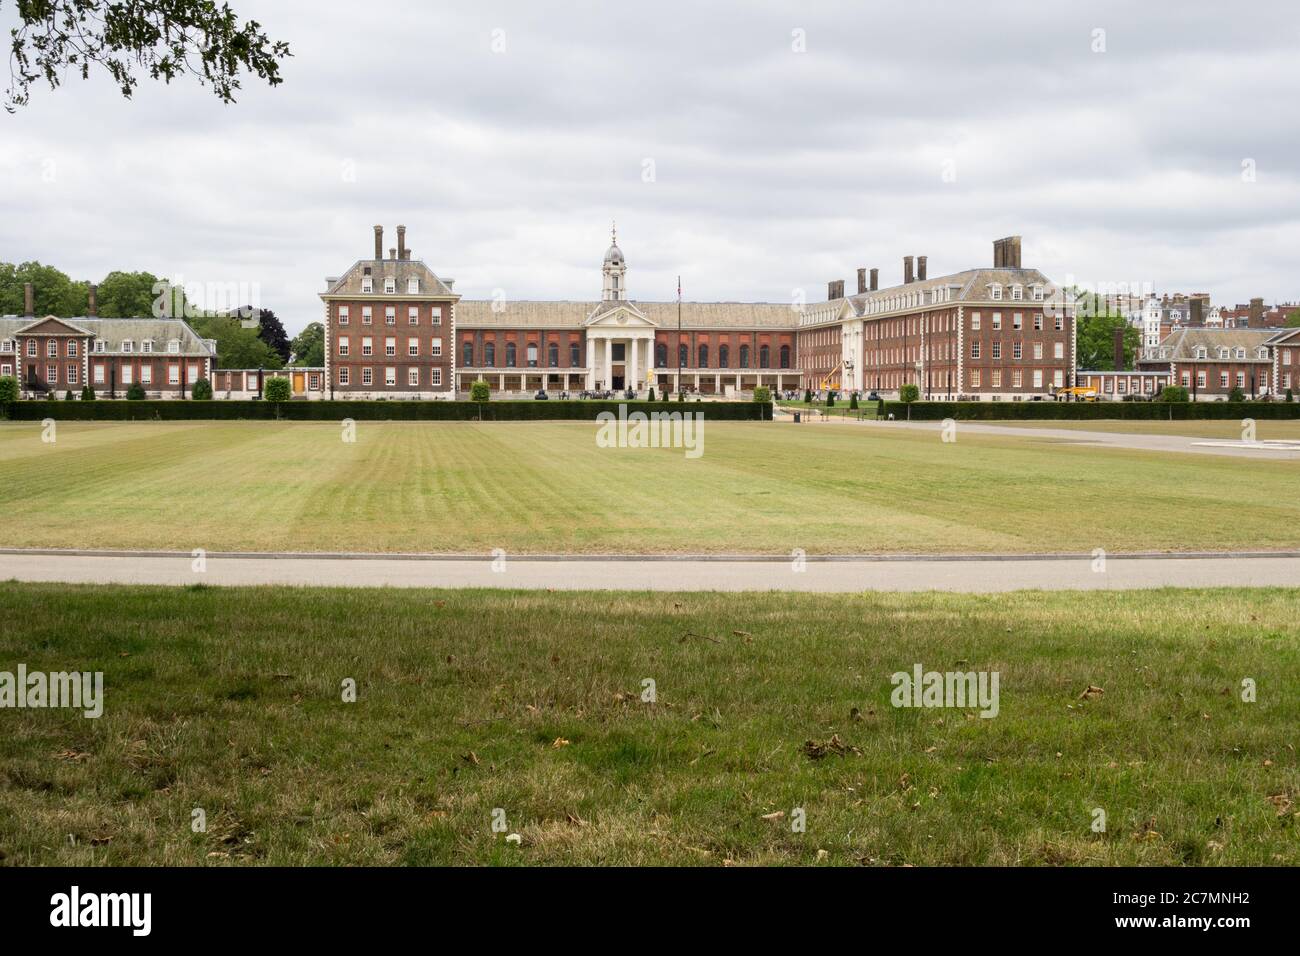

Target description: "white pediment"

left=584, top=302, right=657, bottom=328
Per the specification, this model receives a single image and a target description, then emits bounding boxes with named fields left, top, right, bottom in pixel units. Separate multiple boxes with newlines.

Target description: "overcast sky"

left=2, top=0, right=1298, bottom=334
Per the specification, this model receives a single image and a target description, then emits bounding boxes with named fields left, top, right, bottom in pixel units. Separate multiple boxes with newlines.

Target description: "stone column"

left=604, top=337, right=613, bottom=390
left=585, top=336, right=596, bottom=390
left=628, top=337, right=639, bottom=394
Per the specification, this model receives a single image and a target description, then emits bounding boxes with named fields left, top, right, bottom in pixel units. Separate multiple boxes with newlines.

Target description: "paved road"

left=1, top=550, right=1296, bottom=592
left=773, top=410, right=1300, bottom=459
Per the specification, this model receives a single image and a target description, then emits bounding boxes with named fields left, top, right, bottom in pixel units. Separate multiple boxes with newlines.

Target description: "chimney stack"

left=88, top=284, right=98, bottom=317
left=1006, top=236, right=1022, bottom=268
left=1249, top=297, right=1264, bottom=327
left=870, top=268, right=879, bottom=291
left=23, top=282, right=34, bottom=317
left=373, top=225, right=383, bottom=260
left=397, top=225, right=407, bottom=261
left=1189, top=298, right=1204, bottom=327
left=917, top=256, right=928, bottom=281
left=389, top=247, right=396, bottom=260
left=827, top=279, right=845, bottom=300
left=903, top=256, right=914, bottom=284
left=856, top=268, right=867, bottom=295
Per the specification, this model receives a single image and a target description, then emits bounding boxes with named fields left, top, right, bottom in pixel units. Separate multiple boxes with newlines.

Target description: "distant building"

left=1137, top=328, right=1283, bottom=399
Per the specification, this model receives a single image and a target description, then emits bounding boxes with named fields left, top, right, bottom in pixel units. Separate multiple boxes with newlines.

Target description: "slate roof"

left=0, top=316, right=216, bottom=356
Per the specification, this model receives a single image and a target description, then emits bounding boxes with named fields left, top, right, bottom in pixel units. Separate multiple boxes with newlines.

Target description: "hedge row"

left=1, top=399, right=771, bottom=422
left=876, top=401, right=1300, bottom=421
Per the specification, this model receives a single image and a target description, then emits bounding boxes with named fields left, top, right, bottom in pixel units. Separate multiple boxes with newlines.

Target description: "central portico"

left=584, top=301, right=656, bottom=391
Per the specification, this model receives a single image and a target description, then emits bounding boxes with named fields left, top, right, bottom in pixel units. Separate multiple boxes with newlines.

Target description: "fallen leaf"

left=1078, top=685, right=1104, bottom=700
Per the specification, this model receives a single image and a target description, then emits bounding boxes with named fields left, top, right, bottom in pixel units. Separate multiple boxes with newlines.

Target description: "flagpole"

left=676, top=275, right=682, bottom=396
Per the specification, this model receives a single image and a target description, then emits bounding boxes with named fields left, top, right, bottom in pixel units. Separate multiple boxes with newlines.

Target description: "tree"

left=1075, top=298, right=1140, bottom=370
left=188, top=314, right=280, bottom=368
left=470, top=378, right=491, bottom=403
left=80, top=384, right=95, bottom=400
left=1158, top=385, right=1189, bottom=403
left=95, top=270, right=165, bottom=317
left=191, top=377, right=213, bottom=400
left=263, top=376, right=291, bottom=402
left=126, top=382, right=146, bottom=400
left=233, top=307, right=291, bottom=364
left=290, top=322, right=325, bottom=367
left=0, top=375, right=19, bottom=403
left=5, top=0, right=291, bottom=113
left=899, top=383, right=920, bottom=403
left=1285, top=310, right=1300, bottom=328
left=0, top=261, right=87, bottom=316
left=752, top=385, right=771, bottom=404
left=1227, top=386, right=1246, bottom=403
left=849, top=392, right=859, bottom=410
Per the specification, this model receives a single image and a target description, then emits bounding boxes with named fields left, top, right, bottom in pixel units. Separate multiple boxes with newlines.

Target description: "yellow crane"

left=819, top=361, right=843, bottom=391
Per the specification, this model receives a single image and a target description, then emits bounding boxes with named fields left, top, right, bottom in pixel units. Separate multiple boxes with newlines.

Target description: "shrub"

left=80, top=385, right=95, bottom=401
left=899, top=384, right=921, bottom=403
left=126, top=382, right=146, bottom=401
left=1227, top=386, right=1247, bottom=403
left=263, top=377, right=291, bottom=402
left=1158, top=385, right=1190, bottom=403
left=825, top=390, right=836, bottom=408
left=191, top=377, right=214, bottom=400
left=752, top=385, right=771, bottom=404
left=469, top=378, right=491, bottom=403
left=648, top=387, right=656, bottom=402
left=1288, top=389, right=1295, bottom=403
left=804, top=389, right=813, bottom=404
left=64, top=390, right=75, bottom=401
left=849, top=392, right=859, bottom=410
left=0, top=375, right=18, bottom=404
left=877, top=398, right=886, bottom=419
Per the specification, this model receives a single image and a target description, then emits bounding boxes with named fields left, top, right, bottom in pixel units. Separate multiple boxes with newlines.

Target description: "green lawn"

left=1, top=583, right=1296, bottom=865
left=996, top=419, right=1300, bottom=440
left=1, top=420, right=1298, bottom=554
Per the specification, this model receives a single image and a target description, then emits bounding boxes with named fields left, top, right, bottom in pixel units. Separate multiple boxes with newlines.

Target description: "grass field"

left=1, top=420, right=1298, bottom=555
left=1, top=582, right=1296, bottom=866
left=996, top=420, right=1300, bottom=440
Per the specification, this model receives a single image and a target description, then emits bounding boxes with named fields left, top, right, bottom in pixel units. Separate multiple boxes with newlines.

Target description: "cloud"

left=2, top=0, right=1299, bottom=333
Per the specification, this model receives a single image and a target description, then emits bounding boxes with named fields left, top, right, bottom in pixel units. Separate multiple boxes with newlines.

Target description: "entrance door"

left=612, top=367, right=625, bottom=390
left=293, top=372, right=305, bottom=394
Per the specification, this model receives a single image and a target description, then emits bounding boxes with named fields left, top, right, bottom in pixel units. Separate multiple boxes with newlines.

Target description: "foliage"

left=0, top=261, right=90, bottom=316
left=125, top=382, right=146, bottom=400
left=5, top=0, right=291, bottom=112
left=80, top=385, right=95, bottom=401
left=752, top=385, right=771, bottom=404
left=899, top=383, right=921, bottom=403
left=290, top=322, right=325, bottom=367
left=469, top=379, right=491, bottom=403
left=190, top=377, right=213, bottom=400
left=0, top=375, right=18, bottom=403
left=188, top=314, right=281, bottom=369
left=263, top=376, right=291, bottom=402
left=1158, top=385, right=1190, bottom=403
left=233, top=307, right=292, bottom=364
left=1227, top=386, right=1247, bottom=403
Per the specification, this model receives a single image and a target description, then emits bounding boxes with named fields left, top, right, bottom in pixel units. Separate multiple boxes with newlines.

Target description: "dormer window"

left=407, top=278, right=419, bottom=294
left=1010, top=285, right=1023, bottom=301
left=1235, top=348, right=1246, bottom=359
left=989, top=284, right=1003, bottom=301
left=361, top=276, right=373, bottom=294
left=95, top=341, right=106, bottom=353
left=1218, top=348, right=1228, bottom=359
left=122, top=339, right=133, bottom=353
left=168, top=339, right=180, bottom=353
left=1031, top=285, right=1045, bottom=301
left=1196, top=347, right=1207, bottom=359
left=142, top=340, right=153, bottom=353
left=1258, top=347, right=1269, bottom=359
left=384, top=277, right=396, bottom=295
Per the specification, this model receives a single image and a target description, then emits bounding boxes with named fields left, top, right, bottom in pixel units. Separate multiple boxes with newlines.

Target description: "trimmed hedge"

left=878, top=401, right=1300, bottom=421
left=1, top=399, right=772, bottom=422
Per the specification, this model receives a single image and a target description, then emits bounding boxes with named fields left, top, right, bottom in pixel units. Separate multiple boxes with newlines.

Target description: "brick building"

left=1137, top=328, right=1279, bottom=399
left=320, top=226, right=458, bottom=399
left=799, top=237, right=1077, bottom=400
left=0, top=283, right=216, bottom=398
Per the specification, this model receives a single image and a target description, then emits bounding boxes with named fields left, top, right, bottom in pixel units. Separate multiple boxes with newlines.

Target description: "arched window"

left=656, top=343, right=667, bottom=367
left=548, top=343, right=559, bottom=367
left=570, top=343, right=580, bottom=366
left=697, top=344, right=709, bottom=368
left=506, top=342, right=517, bottom=367
left=678, top=344, right=688, bottom=368
left=718, top=344, right=729, bottom=368
left=463, top=341, right=474, bottom=367
left=739, top=344, right=750, bottom=368
left=759, top=344, right=770, bottom=368
left=779, top=344, right=791, bottom=369
left=484, top=341, right=496, bottom=367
